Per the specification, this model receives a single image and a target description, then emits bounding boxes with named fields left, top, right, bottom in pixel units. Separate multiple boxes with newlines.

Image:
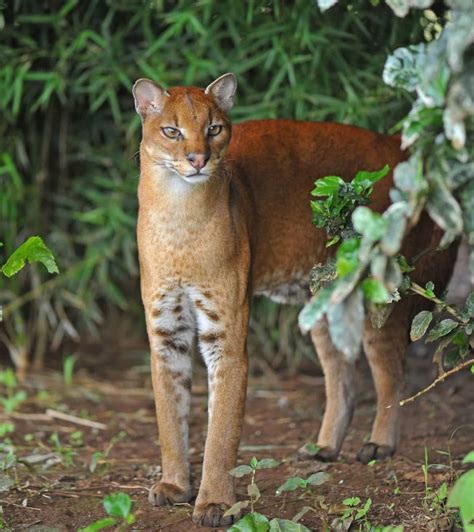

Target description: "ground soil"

left=1, top=346, right=473, bottom=532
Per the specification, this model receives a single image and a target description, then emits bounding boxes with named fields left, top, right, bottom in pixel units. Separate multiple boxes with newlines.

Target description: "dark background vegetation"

left=1, top=0, right=424, bottom=372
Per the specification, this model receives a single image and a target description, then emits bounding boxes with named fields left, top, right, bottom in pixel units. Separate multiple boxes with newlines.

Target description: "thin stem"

left=408, top=281, right=468, bottom=324
left=399, top=357, right=474, bottom=406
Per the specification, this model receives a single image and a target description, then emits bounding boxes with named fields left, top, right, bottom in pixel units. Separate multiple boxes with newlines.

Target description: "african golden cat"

left=132, top=73, right=456, bottom=527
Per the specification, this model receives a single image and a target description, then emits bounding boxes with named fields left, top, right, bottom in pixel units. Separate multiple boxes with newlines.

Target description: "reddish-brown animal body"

left=132, top=74, right=456, bottom=527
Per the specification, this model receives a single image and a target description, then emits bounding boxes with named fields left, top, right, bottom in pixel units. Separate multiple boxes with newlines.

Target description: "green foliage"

left=80, top=492, right=135, bottom=532
left=1, top=236, right=58, bottom=278
left=301, top=0, right=473, bottom=374
left=0, top=0, right=423, bottom=368
left=62, top=354, right=76, bottom=387
left=448, top=467, right=474, bottom=532
left=228, top=457, right=314, bottom=530
left=331, top=496, right=375, bottom=530
left=229, top=512, right=311, bottom=532
left=310, top=165, right=389, bottom=246
left=276, top=472, right=330, bottom=495
left=0, top=368, right=27, bottom=413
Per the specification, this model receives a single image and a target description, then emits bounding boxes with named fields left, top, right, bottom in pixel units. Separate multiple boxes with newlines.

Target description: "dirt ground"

left=1, top=345, right=473, bottom=532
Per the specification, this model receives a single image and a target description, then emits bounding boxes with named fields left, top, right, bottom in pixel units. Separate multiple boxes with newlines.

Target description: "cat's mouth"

left=181, top=171, right=210, bottom=184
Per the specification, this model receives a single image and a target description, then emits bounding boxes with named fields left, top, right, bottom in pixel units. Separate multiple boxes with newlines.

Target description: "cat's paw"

left=192, top=502, right=235, bottom=528
left=148, top=481, right=193, bottom=506
left=357, top=442, right=395, bottom=464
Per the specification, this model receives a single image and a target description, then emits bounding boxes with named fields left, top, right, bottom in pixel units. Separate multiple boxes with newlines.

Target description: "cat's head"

left=133, top=73, right=237, bottom=184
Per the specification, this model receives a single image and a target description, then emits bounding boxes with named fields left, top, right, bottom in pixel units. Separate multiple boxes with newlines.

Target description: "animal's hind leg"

left=309, top=320, right=357, bottom=461
left=357, top=310, right=408, bottom=464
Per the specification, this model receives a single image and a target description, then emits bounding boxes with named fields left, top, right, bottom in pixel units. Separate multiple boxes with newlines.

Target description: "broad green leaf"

left=393, top=150, right=425, bottom=195
left=362, top=279, right=389, bottom=304
left=381, top=202, right=408, bottom=256
left=256, top=458, right=280, bottom=469
left=79, top=517, right=117, bottom=532
left=410, top=311, right=433, bottom=341
left=343, top=497, right=361, bottom=507
left=103, top=492, right=132, bottom=519
left=1, top=236, right=58, bottom=278
left=462, top=451, right=474, bottom=464
left=229, top=465, right=253, bottom=478
left=353, top=164, right=390, bottom=188
left=336, top=238, right=361, bottom=277
left=311, top=176, right=344, bottom=197
left=447, top=470, right=474, bottom=531
left=276, top=477, right=306, bottom=495
left=352, top=207, right=387, bottom=242
left=306, top=472, right=331, bottom=486
left=464, top=292, right=474, bottom=318
left=426, top=181, right=463, bottom=241
left=229, top=512, right=270, bottom=532
left=426, top=319, right=459, bottom=342
left=298, top=284, right=335, bottom=333
left=355, top=498, right=372, bottom=520
left=328, top=288, right=364, bottom=362
left=269, top=518, right=311, bottom=532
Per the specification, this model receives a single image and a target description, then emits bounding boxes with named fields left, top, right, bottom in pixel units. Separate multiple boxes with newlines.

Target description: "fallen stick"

left=45, top=409, right=107, bottom=430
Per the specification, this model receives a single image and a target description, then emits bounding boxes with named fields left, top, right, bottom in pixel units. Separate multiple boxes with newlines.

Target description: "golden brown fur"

left=132, top=74, right=456, bottom=527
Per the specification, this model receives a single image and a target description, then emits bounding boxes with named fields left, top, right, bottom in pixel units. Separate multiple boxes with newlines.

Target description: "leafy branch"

left=303, top=0, right=473, bottom=391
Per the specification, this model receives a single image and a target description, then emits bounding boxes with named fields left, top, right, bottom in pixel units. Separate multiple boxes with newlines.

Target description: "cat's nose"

left=186, top=152, right=210, bottom=171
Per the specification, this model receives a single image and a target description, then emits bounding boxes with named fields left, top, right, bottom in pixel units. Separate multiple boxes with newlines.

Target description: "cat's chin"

left=181, top=174, right=210, bottom=185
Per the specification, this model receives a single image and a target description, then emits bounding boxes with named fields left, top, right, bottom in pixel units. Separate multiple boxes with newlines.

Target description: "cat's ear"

left=205, top=73, right=237, bottom=113
left=132, top=79, right=169, bottom=119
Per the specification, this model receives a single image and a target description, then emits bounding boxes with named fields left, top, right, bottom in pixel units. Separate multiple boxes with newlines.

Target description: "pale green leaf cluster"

left=302, top=0, right=473, bottom=370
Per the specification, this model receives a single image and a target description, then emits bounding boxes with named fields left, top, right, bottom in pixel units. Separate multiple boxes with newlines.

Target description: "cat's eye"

left=208, top=125, right=222, bottom=137
left=162, top=127, right=182, bottom=139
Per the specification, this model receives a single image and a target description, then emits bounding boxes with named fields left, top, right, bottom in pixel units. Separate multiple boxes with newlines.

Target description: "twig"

left=399, top=358, right=474, bottom=406
left=45, top=409, right=107, bottom=430
left=409, top=282, right=468, bottom=323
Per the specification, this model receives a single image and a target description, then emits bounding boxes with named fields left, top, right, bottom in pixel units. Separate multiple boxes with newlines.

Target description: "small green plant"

left=0, top=368, right=26, bottom=413
left=448, top=450, right=474, bottom=531
left=276, top=471, right=331, bottom=495
left=62, top=354, right=77, bottom=387
left=89, top=430, right=127, bottom=473
left=332, top=496, right=373, bottom=531
left=80, top=492, right=135, bottom=531
left=68, top=430, right=84, bottom=447
left=49, top=432, right=76, bottom=467
left=0, top=422, right=15, bottom=438
left=227, top=457, right=280, bottom=517
left=227, top=457, right=311, bottom=531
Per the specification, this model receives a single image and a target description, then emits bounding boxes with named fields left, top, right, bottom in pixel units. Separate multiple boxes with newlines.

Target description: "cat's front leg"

left=190, top=289, right=249, bottom=527
left=146, top=290, right=195, bottom=506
